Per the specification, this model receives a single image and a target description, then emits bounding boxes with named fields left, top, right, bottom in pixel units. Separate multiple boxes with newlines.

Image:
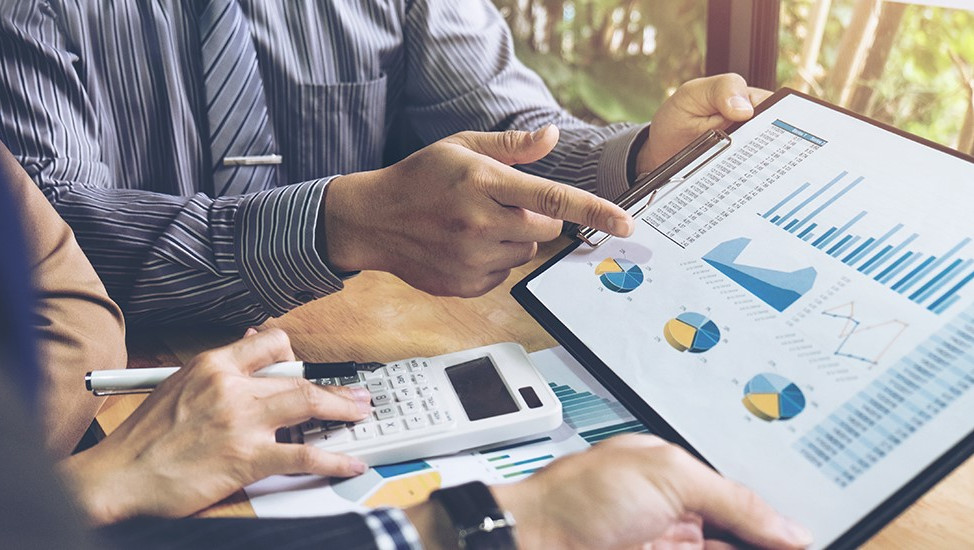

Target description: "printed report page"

left=527, top=93, right=974, bottom=548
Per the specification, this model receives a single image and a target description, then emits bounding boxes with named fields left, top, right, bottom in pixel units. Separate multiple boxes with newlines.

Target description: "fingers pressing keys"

left=288, top=357, right=453, bottom=447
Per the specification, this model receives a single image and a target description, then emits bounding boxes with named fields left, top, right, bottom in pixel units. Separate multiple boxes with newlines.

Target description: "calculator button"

left=399, top=399, right=421, bottom=415
left=412, top=372, right=428, bottom=385
left=429, top=410, right=447, bottom=425
left=405, top=414, right=428, bottom=430
left=352, top=423, right=376, bottom=440
left=338, top=375, right=360, bottom=386
left=366, top=379, right=387, bottom=392
left=319, top=426, right=352, bottom=444
left=422, top=396, right=437, bottom=410
left=408, top=359, right=423, bottom=372
left=390, top=374, right=410, bottom=388
left=371, top=392, right=392, bottom=406
left=374, top=405, right=397, bottom=420
left=379, top=419, right=402, bottom=435
left=388, top=363, right=407, bottom=375
left=416, top=385, right=432, bottom=397
left=393, top=387, right=416, bottom=401
left=361, top=369, right=382, bottom=380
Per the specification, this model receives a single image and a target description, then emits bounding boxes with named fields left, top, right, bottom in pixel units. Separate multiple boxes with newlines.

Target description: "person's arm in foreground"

left=60, top=329, right=810, bottom=549
left=1, top=144, right=126, bottom=458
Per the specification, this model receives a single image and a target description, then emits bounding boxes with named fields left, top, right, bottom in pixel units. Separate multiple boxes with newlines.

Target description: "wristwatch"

left=430, top=481, right=517, bottom=550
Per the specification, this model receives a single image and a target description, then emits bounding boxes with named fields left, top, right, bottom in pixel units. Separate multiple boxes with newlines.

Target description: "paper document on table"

left=518, top=91, right=974, bottom=548
left=245, top=346, right=649, bottom=517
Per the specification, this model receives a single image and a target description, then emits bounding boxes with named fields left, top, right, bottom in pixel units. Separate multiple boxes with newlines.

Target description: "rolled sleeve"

left=597, top=124, right=650, bottom=201
left=234, top=178, right=345, bottom=316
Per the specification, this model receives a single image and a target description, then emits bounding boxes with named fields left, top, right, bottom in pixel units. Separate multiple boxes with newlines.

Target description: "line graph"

left=821, top=302, right=908, bottom=365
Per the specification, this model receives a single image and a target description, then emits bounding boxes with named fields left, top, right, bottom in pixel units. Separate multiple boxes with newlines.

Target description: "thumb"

left=707, top=73, right=755, bottom=122
left=446, top=125, right=560, bottom=165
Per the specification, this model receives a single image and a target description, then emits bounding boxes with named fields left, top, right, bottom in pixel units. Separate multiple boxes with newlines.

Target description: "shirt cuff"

left=596, top=123, right=651, bottom=201
left=364, top=508, right=423, bottom=550
left=233, top=179, right=344, bottom=317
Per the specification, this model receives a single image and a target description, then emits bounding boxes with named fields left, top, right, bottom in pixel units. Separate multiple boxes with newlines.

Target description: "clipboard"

left=512, top=88, right=974, bottom=549
left=575, top=129, right=732, bottom=247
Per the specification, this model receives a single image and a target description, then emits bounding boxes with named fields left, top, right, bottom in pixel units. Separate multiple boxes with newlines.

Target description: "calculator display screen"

left=446, top=357, right=520, bottom=421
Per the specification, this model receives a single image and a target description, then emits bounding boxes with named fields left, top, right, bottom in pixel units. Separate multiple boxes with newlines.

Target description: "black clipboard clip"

left=576, top=129, right=732, bottom=247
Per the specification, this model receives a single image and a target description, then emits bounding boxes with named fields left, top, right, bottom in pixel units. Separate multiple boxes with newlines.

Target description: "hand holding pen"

left=63, top=328, right=374, bottom=524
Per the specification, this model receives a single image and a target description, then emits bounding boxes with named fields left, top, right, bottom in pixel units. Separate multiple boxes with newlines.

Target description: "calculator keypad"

left=300, top=358, right=454, bottom=447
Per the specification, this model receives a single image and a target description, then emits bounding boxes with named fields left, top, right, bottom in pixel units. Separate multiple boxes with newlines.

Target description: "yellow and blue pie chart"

left=595, top=258, right=643, bottom=293
left=742, top=373, right=805, bottom=421
left=663, top=312, right=721, bottom=353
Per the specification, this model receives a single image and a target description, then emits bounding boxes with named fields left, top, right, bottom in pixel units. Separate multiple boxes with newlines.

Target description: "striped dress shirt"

left=0, top=0, right=643, bottom=326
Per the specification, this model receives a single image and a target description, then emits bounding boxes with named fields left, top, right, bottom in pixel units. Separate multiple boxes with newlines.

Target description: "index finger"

left=217, top=328, right=297, bottom=375
left=485, top=167, right=634, bottom=237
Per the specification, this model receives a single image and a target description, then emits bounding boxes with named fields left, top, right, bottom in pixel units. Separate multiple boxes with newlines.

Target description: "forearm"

left=37, top=179, right=348, bottom=327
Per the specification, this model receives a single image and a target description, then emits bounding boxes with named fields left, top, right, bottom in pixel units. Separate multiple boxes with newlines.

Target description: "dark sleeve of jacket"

left=98, top=514, right=381, bottom=550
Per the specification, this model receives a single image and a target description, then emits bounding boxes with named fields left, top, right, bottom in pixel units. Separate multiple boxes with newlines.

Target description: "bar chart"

left=761, top=171, right=974, bottom=315
left=477, top=381, right=650, bottom=479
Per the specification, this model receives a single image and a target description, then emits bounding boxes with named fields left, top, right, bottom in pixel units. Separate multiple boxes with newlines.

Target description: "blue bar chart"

left=761, top=171, right=974, bottom=315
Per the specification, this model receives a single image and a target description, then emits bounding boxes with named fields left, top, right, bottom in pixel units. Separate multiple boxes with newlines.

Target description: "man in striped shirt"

left=0, top=1, right=764, bottom=327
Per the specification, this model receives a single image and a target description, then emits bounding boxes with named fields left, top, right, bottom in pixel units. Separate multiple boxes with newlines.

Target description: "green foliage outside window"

left=492, top=0, right=706, bottom=124
left=496, top=1, right=973, bottom=153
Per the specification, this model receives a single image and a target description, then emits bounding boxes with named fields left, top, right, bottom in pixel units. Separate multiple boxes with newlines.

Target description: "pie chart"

left=663, top=312, right=721, bottom=353
left=596, top=258, right=643, bottom=293
left=742, top=373, right=805, bottom=421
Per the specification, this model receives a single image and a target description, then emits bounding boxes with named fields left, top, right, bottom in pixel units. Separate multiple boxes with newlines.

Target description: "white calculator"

left=283, top=343, right=562, bottom=466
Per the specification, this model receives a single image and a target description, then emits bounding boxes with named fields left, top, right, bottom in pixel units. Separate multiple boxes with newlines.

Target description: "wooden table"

left=97, top=240, right=974, bottom=548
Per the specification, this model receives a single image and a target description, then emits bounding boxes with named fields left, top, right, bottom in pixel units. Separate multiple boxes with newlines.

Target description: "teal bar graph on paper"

left=551, top=383, right=632, bottom=430
left=864, top=233, right=918, bottom=276
left=832, top=236, right=861, bottom=258
left=760, top=170, right=972, bottom=315
left=881, top=253, right=923, bottom=284
left=859, top=245, right=893, bottom=273
left=910, top=259, right=967, bottom=302
left=876, top=252, right=914, bottom=282
left=775, top=171, right=847, bottom=228
left=813, top=227, right=838, bottom=248
left=928, top=269, right=974, bottom=312
left=791, top=175, right=864, bottom=234
left=828, top=235, right=854, bottom=256
left=764, top=182, right=811, bottom=219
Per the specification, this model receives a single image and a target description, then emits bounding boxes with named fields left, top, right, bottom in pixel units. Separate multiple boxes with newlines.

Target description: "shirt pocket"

left=287, top=74, right=388, bottom=182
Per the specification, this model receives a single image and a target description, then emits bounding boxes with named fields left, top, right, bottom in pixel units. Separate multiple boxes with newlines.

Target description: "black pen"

left=85, top=361, right=381, bottom=396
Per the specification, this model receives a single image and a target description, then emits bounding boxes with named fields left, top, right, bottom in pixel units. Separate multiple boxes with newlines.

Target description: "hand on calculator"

left=285, top=343, right=561, bottom=466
